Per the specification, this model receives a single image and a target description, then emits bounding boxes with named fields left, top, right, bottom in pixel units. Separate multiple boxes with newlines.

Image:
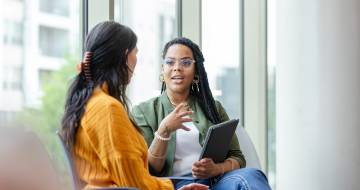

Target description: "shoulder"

left=81, top=90, right=139, bottom=140
left=213, top=99, right=230, bottom=122
left=85, top=89, right=127, bottom=122
left=214, top=99, right=225, bottom=111
left=131, top=95, right=165, bottom=130
left=132, top=96, right=162, bottom=115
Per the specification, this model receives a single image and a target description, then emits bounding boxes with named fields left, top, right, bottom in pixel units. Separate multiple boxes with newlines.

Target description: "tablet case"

left=198, top=119, right=239, bottom=163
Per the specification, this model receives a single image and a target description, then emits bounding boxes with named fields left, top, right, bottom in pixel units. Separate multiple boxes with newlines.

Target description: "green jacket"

left=130, top=92, right=246, bottom=177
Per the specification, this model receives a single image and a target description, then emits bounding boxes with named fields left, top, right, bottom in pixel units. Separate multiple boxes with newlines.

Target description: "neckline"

left=168, top=98, right=187, bottom=108
left=160, top=91, right=195, bottom=111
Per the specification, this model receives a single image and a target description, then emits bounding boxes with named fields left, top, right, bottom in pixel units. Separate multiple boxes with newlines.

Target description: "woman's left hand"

left=191, top=158, right=221, bottom=179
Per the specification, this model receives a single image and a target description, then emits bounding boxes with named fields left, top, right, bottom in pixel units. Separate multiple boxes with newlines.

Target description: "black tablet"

left=198, top=119, right=239, bottom=163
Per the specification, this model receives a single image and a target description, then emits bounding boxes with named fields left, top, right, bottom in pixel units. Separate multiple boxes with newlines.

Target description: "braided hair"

left=61, top=21, right=138, bottom=150
left=161, top=37, right=221, bottom=124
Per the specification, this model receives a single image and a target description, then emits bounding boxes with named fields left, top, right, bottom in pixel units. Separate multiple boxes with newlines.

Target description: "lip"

left=170, top=75, right=185, bottom=84
left=171, top=75, right=185, bottom=80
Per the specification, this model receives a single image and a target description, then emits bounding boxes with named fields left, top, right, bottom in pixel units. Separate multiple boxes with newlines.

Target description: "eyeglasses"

left=163, top=58, right=195, bottom=68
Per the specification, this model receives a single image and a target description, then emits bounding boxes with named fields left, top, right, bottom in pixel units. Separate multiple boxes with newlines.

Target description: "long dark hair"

left=60, top=21, right=138, bottom=150
left=161, top=37, right=221, bottom=124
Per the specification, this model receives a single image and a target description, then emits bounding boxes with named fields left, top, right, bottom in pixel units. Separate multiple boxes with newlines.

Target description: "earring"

left=192, top=75, right=200, bottom=92
left=159, top=74, right=165, bottom=82
left=193, top=75, right=200, bottom=83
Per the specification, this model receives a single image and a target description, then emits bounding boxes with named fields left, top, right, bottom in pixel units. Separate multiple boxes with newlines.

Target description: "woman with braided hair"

left=60, top=21, right=208, bottom=190
left=131, top=37, right=271, bottom=190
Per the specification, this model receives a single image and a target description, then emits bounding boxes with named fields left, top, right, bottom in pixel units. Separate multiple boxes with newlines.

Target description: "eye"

left=180, top=59, right=194, bottom=67
left=164, top=59, right=175, bottom=66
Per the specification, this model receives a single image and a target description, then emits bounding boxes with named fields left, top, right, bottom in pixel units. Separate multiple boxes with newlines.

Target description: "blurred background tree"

left=15, top=55, right=77, bottom=189
left=16, top=55, right=76, bottom=148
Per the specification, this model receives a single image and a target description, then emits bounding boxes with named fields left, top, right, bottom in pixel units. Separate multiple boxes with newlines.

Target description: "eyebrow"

left=165, top=56, right=193, bottom=60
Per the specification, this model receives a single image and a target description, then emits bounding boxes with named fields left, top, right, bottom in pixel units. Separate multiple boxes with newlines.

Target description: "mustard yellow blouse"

left=73, top=86, right=173, bottom=190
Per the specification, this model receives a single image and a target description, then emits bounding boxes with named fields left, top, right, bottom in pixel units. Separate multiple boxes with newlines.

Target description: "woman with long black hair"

left=131, top=37, right=271, bottom=190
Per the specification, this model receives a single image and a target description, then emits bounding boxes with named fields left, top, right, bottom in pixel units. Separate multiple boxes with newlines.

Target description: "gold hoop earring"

left=159, top=74, right=165, bottom=82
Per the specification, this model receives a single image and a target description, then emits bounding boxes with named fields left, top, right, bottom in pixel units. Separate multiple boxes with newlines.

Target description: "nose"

left=173, top=61, right=182, bottom=71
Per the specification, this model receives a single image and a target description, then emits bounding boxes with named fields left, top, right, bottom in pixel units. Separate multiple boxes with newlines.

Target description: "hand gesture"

left=158, top=103, right=193, bottom=134
left=192, top=158, right=221, bottom=179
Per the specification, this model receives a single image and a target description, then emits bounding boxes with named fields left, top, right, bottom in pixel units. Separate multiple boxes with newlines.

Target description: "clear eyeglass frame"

left=163, top=58, right=196, bottom=68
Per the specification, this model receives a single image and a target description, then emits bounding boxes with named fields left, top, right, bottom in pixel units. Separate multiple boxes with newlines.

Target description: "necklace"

left=169, top=98, right=191, bottom=111
left=169, top=99, right=179, bottom=108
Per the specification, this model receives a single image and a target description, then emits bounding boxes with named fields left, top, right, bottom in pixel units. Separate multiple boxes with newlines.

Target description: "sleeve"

left=130, top=105, right=155, bottom=147
left=85, top=102, right=174, bottom=190
left=215, top=101, right=247, bottom=168
left=130, top=105, right=170, bottom=176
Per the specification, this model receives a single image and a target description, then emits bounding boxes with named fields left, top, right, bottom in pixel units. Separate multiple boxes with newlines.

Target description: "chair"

left=56, top=131, right=138, bottom=190
left=235, top=126, right=262, bottom=169
left=0, top=127, right=61, bottom=189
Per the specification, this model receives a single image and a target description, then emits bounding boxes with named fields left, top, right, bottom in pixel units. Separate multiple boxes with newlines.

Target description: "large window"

left=0, top=0, right=80, bottom=189
left=0, top=1, right=273, bottom=189
left=202, top=1, right=242, bottom=121
left=114, top=0, right=177, bottom=104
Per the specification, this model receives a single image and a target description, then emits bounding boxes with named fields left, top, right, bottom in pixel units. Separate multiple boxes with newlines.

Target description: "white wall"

left=275, top=0, right=360, bottom=189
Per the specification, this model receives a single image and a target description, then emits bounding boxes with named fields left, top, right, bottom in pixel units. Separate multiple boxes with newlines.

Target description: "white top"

left=172, top=119, right=202, bottom=176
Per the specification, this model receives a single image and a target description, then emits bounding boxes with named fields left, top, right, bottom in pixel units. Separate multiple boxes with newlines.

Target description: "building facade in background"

left=0, top=0, right=79, bottom=125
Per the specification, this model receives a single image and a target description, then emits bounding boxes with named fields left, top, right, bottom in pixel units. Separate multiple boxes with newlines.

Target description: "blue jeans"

left=174, top=168, right=271, bottom=190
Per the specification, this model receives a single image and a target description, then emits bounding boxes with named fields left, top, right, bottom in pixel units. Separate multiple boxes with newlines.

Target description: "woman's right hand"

left=178, top=183, right=209, bottom=190
left=158, top=103, right=193, bottom=136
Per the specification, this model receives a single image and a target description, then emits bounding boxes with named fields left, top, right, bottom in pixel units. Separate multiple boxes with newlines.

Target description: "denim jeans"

left=174, top=168, right=271, bottom=190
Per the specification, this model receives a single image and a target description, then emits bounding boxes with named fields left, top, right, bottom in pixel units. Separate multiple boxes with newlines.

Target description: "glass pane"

left=0, top=0, right=80, bottom=189
left=267, top=1, right=277, bottom=189
left=3, top=19, right=24, bottom=46
left=39, top=26, right=69, bottom=57
left=39, top=0, right=70, bottom=16
left=202, top=1, right=242, bottom=121
left=114, top=0, right=177, bottom=104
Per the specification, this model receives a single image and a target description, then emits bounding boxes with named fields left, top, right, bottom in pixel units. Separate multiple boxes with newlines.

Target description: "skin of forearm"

left=148, top=136, right=169, bottom=172
left=148, top=155, right=165, bottom=172
left=216, top=158, right=240, bottom=175
left=226, top=158, right=240, bottom=171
